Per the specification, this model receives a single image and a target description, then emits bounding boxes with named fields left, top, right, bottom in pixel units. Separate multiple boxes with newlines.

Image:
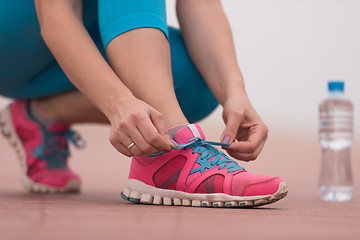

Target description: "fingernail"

left=221, top=135, right=231, bottom=144
left=169, top=139, right=179, bottom=148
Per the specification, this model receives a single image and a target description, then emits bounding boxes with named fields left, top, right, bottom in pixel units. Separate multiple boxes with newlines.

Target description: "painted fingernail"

left=169, top=139, right=179, bottom=148
left=221, top=135, right=231, bottom=144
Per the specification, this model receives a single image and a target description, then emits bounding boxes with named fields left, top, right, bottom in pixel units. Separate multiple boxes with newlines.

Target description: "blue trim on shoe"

left=25, top=100, right=85, bottom=169
left=151, top=137, right=243, bottom=174
left=121, top=192, right=129, bottom=201
left=121, top=192, right=140, bottom=204
left=129, top=198, right=140, bottom=204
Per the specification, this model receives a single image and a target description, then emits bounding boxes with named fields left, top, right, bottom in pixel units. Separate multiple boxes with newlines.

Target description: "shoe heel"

left=0, top=107, right=12, bottom=139
left=0, top=106, right=32, bottom=191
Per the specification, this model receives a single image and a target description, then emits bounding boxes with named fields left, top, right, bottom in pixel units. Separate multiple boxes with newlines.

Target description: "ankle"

left=30, top=99, right=59, bottom=124
left=164, top=112, right=188, bottom=129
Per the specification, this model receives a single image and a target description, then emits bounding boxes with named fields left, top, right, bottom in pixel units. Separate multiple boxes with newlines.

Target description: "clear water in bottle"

left=318, top=81, right=353, bottom=201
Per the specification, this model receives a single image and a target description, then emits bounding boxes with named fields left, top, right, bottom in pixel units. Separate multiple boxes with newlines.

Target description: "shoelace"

left=152, top=137, right=244, bottom=174
left=32, top=129, right=85, bottom=168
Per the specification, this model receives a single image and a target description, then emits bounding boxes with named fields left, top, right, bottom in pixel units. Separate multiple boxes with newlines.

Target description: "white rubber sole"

left=121, top=179, right=288, bottom=208
left=0, top=106, right=80, bottom=193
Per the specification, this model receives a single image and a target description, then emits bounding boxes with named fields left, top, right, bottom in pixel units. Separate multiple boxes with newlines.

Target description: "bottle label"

left=319, top=108, right=353, bottom=140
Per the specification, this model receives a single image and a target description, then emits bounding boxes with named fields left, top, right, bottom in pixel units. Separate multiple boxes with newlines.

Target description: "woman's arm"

left=35, top=0, right=172, bottom=156
left=35, top=0, right=131, bottom=115
left=177, top=0, right=268, bottom=161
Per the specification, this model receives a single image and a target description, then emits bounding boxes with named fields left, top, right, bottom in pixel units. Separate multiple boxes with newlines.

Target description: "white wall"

left=167, top=0, right=360, bottom=136
left=1, top=0, right=359, bottom=137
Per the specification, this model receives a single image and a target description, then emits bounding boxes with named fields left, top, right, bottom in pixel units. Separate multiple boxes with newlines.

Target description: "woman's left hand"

left=220, top=95, right=268, bottom=161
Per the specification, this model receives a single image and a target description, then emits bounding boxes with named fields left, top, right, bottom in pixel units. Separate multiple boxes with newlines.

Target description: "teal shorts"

left=0, top=0, right=218, bottom=123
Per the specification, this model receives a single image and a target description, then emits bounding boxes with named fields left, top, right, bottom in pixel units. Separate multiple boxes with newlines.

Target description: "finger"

left=128, top=126, right=160, bottom=155
left=225, top=140, right=266, bottom=161
left=236, top=129, right=249, bottom=142
left=227, top=124, right=267, bottom=153
left=137, top=117, right=171, bottom=152
left=149, top=110, right=173, bottom=150
left=109, top=134, right=134, bottom=157
left=117, top=144, right=134, bottom=157
left=128, top=144, right=152, bottom=157
left=120, top=132, right=154, bottom=157
left=109, top=125, right=154, bottom=157
left=221, top=111, right=245, bottom=144
left=109, top=126, right=134, bottom=157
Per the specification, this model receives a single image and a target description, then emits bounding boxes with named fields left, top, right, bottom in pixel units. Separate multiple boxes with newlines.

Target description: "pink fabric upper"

left=10, top=100, right=80, bottom=187
left=129, top=124, right=283, bottom=196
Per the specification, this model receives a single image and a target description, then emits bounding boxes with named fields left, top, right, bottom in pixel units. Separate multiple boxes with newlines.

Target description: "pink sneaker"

left=122, top=124, right=288, bottom=207
left=0, top=100, right=83, bottom=193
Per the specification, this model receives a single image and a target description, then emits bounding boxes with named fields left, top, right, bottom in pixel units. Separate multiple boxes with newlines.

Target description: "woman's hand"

left=35, top=0, right=176, bottom=158
left=108, top=97, right=175, bottom=157
left=177, top=0, right=268, bottom=161
left=220, top=95, right=268, bottom=161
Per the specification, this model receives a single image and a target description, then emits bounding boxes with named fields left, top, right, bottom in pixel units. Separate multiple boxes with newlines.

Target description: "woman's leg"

left=0, top=0, right=107, bottom=124
left=31, top=17, right=109, bottom=124
left=0, top=0, right=216, bottom=126
left=35, top=91, right=108, bottom=124
left=105, top=28, right=187, bottom=128
left=168, top=27, right=218, bottom=123
left=99, top=1, right=186, bottom=128
left=32, top=27, right=218, bottom=126
left=99, top=0, right=218, bottom=128
left=34, top=27, right=219, bottom=126
left=0, top=0, right=99, bottom=99
left=0, top=1, right=104, bottom=193
left=0, top=0, right=54, bottom=97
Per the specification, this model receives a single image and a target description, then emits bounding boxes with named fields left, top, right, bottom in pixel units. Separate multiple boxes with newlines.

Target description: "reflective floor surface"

left=1, top=123, right=359, bottom=240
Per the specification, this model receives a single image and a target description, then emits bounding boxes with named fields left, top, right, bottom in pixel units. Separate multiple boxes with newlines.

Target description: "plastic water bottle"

left=318, top=80, right=353, bottom=201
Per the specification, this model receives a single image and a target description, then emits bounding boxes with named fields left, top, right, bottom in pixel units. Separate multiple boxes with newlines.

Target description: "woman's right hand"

left=108, top=96, right=175, bottom=157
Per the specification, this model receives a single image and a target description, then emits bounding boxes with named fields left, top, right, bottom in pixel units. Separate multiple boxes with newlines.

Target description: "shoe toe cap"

left=231, top=171, right=284, bottom=197
left=241, top=176, right=284, bottom=197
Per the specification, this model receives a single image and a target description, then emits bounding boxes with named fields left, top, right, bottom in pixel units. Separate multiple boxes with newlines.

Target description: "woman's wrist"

left=93, top=86, right=135, bottom=122
left=218, top=74, right=248, bottom=106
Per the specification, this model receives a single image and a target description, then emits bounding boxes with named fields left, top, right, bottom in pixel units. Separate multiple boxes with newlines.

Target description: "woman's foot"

left=0, top=100, right=83, bottom=193
left=122, top=124, right=288, bottom=207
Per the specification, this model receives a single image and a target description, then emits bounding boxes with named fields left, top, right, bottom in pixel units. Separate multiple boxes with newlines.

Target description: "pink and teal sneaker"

left=0, top=100, right=83, bottom=193
left=122, top=124, right=288, bottom=207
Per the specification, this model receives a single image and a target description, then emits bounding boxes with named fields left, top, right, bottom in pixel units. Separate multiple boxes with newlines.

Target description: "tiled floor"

left=1, top=122, right=359, bottom=240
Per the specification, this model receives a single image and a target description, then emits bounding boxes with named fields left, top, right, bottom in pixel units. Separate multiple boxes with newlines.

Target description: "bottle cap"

left=328, top=81, right=344, bottom=93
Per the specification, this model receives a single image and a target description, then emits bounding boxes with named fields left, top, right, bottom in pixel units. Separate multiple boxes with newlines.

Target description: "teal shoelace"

left=152, top=137, right=244, bottom=174
left=32, top=129, right=85, bottom=168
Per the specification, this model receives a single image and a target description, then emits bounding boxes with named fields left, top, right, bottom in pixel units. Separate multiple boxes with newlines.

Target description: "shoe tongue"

left=46, top=121, right=69, bottom=133
left=173, top=124, right=205, bottom=144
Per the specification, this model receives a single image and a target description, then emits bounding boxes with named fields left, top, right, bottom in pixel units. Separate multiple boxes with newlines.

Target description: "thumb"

left=149, top=109, right=178, bottom=149
left=221, top=111, right=244, bottom=144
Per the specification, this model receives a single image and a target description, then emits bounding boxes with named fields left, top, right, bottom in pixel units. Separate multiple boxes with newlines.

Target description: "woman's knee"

left=98, top=0, right=169, bottom=49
